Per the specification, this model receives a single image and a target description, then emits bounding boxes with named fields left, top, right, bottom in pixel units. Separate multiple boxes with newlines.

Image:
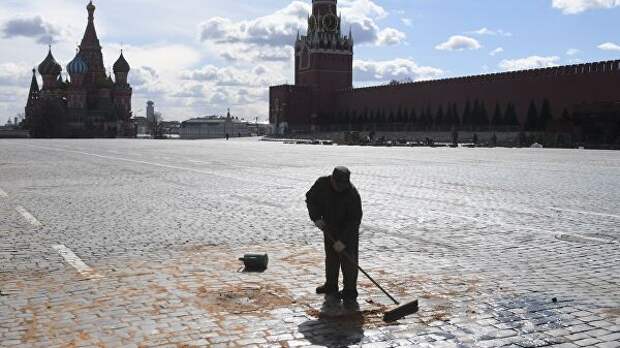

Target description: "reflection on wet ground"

left=300, top=299, right=367, bottom=347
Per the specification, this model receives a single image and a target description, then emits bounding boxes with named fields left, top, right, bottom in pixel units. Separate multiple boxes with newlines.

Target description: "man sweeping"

left=306, top=166, right=363, bottom=305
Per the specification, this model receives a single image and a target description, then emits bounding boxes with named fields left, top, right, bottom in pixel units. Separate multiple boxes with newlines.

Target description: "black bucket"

left=239, top=254, right=269, bottom=272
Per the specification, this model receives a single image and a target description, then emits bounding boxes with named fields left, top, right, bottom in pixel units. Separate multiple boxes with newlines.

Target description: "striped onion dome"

left=67, top=53, right=88, bottom=75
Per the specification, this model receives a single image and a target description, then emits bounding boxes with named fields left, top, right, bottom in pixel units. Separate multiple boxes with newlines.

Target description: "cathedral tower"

left=38, top=48, right=62, bottom=91
left=295, top=0, right=353, bottom=90
left=26, top=69, right=39, bottom=108
left=67, top=52, right=88, bottom=109
left=25, top=1, right=133, bottom=138
left=112, top=51, right=132, bottom=116
left=80, top=1, right=106, bottom=87
left=294, top=0, right=353, bottom=124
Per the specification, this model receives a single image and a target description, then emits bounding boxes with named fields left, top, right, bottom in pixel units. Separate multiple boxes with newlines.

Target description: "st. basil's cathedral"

left=25, top=1, right=133, bottom=138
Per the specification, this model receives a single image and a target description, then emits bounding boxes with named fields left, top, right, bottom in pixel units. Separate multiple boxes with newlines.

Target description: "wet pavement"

left=0, top=138, right=619, bottom=347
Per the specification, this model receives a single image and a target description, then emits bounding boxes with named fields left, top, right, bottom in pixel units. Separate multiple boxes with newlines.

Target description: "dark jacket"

left=305, top=176, right=363, bottom=243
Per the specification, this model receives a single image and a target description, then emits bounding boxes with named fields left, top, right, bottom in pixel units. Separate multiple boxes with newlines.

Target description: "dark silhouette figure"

left=306, top=167, right=363, bottom=301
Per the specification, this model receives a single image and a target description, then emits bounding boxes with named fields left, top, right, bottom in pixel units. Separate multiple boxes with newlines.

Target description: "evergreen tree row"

left=327, top=98, right=556, bottom=131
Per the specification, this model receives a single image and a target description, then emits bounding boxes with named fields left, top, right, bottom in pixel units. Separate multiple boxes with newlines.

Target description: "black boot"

left=340, top=289, right=358, bottom=300
left=316, top=284, right=338, bottom=295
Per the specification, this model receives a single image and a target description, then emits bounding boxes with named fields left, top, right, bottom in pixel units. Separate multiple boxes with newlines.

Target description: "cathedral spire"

left=81, top=1, right=100, bottom=49
left=87, top=1, right=95, bottom=19
left=26, top=69, right=39, bottom=107
left=79, top=0, right=106, bottom=84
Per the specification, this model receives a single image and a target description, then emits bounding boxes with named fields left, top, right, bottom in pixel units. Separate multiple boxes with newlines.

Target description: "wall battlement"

left=340, top=59, right=620, bottom=94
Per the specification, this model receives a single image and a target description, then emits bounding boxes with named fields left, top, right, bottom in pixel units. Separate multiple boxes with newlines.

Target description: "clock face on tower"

left=322, top=14, right=338, bottom=32
left=308, top=15, right=317, bottom=32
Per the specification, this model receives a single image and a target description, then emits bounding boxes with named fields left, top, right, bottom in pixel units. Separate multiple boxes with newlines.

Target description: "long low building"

left=179, top=111, right=252, bottom=139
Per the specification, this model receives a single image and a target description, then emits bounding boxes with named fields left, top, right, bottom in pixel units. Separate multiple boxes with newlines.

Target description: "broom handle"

left=323, top=229, right=400, bottom=306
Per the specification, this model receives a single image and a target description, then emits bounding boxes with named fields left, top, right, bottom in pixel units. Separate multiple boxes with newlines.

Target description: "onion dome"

left=113, top=51, right=130, bottom=73
left=87, top=1, right=95, bottom=14
left=67, top=53, right=88, bottom=75
left=38, top=48, right=62, bottom=76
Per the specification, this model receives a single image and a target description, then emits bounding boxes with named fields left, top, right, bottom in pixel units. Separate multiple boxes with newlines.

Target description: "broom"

left=323, top=229, right=419, bottom=322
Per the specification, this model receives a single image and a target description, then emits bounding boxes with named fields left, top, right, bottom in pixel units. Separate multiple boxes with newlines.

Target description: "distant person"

left=225, top=133, right=229, bottom=140
left=306, top=167, right=363, bottom=305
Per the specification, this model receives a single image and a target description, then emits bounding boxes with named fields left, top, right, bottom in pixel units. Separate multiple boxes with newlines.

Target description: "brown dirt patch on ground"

left=192, top=283, right=295, bottom=315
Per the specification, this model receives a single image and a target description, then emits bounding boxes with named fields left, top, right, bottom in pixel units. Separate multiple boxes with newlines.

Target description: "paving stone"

left=0, top=139, right=618, bottom=347
left=596, top=342, right=620, bottom=348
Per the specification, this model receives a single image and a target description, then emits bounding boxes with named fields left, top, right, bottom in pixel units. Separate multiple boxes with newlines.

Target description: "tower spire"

left=26, top=68, right=39, bottom=107
left=87, top=1, right=95, bottom=20
left=81, top=1, right=100, bottom=48
left=80, top=0, right=106, bottom=84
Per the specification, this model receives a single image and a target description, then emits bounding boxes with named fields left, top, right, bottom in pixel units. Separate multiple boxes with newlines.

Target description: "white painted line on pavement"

left=188, top=159, right=212, bottom=165
left=15, top=206, right=42, bottom=227
left=549, top=207, right=620, bottom=220
left=432, top=210, right=618, bottom=244
left=0, top=188, right=7, bottom=198
left=52, top=244, right=102, bottom=279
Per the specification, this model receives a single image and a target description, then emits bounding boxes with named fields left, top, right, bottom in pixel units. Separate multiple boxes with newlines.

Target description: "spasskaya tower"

left=270, top=0, right=353, bottom=134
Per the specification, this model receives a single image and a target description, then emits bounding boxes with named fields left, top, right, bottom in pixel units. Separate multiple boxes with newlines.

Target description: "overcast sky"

left=0, top=0, right=619, bottom=122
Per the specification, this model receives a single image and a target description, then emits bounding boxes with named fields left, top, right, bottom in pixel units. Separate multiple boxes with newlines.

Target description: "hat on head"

left=332, top=166, right=351, bottom=190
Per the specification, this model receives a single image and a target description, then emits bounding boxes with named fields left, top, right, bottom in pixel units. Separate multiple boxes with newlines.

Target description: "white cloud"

left=376, top=28, right=406, bottom=46
left=199, top=0, right=405, bottom=52
left=0, top=63, right=32, bottom=86
left=325, top=0, right=406, bottom=46
left=211, top=44, right=294, bottom=64
left=490, top=47, right=504, bottom=56
left=469, top=27, right=512, bottom=37
left=181, top=65, right=278, bottom=87
left=499, top=56, right=560, bottom=71
left=353, top=58, right=443, bottom=82
left=401, top=18, right=413, bottom=27
left=199, top=1, right=308, bottom=47
left=341, top=0, right=388, bottom=20
left=435, top=35, right=481, bottom=51
left=552, top=0, right=620, bottom=14
left=598, top=42, right=620, bottom=51
left=566, top=48, right=581, bottom=55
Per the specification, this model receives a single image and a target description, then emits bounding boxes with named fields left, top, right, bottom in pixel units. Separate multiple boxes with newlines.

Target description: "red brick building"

left=270, top=0, right=620, bottom=144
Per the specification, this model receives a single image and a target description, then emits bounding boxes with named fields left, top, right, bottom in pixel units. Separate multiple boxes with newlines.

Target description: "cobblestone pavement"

left=0, top=138, right=618, bottom=347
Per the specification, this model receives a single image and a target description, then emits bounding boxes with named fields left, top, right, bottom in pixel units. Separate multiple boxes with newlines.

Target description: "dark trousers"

left=323, top=232, right=359, bottom=299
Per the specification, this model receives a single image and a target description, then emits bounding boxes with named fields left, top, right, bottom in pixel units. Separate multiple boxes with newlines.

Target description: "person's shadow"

left=298, top=299, right=365, bottom=347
